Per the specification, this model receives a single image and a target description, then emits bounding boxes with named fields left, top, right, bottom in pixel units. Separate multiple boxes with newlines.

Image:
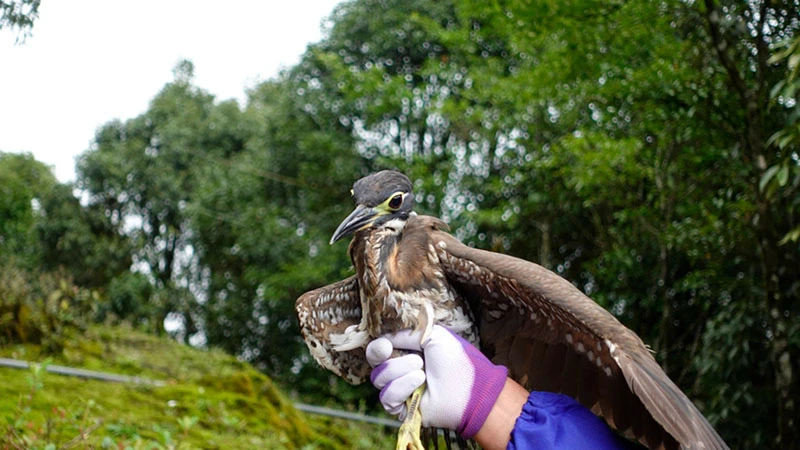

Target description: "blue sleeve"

left=507, top=391, right=638, bottom=450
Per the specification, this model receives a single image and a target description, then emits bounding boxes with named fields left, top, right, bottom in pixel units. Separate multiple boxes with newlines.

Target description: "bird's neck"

left=380, top=215, right=410, bottom=235
left=350, top=227, right=399, bottom=294
left=349, top=224, right=416, bottom=337
left=348, top=214, right=409, bottom=289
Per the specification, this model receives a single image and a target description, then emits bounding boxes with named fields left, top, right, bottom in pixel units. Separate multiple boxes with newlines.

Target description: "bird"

left=295, top=170, right=728, bottom=450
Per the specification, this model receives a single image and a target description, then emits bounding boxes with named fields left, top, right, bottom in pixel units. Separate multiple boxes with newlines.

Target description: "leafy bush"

left=0, top=264, right=96, bottom=353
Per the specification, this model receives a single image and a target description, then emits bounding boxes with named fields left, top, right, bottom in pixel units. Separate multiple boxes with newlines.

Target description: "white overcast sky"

left=0, top=1, right=342, bottom=183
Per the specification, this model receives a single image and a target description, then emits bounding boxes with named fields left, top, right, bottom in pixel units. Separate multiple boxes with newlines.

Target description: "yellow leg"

left=396, top=384, right=426, bottom=450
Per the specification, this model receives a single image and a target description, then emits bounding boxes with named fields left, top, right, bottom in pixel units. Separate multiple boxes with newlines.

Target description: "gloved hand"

left=366, top=325, right=508, bottom=439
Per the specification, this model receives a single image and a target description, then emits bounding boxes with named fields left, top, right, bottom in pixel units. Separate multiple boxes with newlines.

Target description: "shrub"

left=0, top=264, right=96, bottom=353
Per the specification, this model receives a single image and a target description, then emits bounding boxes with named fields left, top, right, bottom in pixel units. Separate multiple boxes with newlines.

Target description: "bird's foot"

left=396, top=384, right=425, bottom=450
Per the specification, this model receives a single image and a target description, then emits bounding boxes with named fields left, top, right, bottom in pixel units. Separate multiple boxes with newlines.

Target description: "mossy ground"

left=0, top=325, right=395, bottom=449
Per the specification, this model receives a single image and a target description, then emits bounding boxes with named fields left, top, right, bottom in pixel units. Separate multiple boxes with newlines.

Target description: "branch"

left=702, top=0, right=749, bottom=103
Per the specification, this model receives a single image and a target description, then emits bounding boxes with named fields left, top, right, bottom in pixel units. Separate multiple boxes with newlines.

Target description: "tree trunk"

left=537, top=219, right=551, bottom=269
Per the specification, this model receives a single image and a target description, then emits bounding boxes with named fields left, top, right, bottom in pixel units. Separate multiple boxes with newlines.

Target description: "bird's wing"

left=431, top=229, right=727, bottom=450
left=295, top=276, right=371, bottom=384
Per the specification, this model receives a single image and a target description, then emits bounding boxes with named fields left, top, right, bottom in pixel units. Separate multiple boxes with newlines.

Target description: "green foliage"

left=0, top=326, right=394, bottom=449
left=74, top=54, right=370, bottom=396
left=765, top=35, right=800, bottom=244
left=0, top=152, right=129, bottom=293
left=77, top=60, right=249, bottom=335
left=35, top=182, right=133, bottom=289
left=3, top=360, right=106, bottom=450
left=0, top=266, right=96, bottom=354
left=0, top=152, right=57, bottom=269
left=98, top=272, right=156, bottom=327
left=185, top=72, right=371, bottom=397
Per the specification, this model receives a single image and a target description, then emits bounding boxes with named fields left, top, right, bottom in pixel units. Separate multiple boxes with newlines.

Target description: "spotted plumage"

left=296, top=171, right=728, bottom=450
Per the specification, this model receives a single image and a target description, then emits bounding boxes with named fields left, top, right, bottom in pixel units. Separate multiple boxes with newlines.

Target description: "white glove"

left=366, top=325, right=508, bottom=438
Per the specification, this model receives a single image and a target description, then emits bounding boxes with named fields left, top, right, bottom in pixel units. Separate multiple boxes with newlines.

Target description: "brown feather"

left=295, top=276, right=371, bottom=384
left=559, top=342, right=583, bottom=400
left=576, top=347, right=600, bottom=411
left=540, top=343, right=568, bottom=393
left=610, top=364, right=632, bottom=435
left=507, top=336, right=534, bottom=384
left=430, top=222, right=726, bottom=450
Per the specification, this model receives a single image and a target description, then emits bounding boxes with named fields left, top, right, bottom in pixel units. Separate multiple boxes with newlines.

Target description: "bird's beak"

left=330, top=204, right=381, bottom=244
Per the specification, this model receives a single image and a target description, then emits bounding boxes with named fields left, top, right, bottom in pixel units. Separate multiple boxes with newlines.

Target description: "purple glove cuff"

left=457, top=340, right=509, bottom=439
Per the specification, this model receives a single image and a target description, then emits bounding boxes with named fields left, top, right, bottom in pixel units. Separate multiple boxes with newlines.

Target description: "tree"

left=693, top=2, right=799, bottom=444
left=77, top=60, right=247, bottom=336
left=35, top=182, right=133, bottom=289
left=188, top=67, right=366, bottom=388
left=0, top=153, right=101, bottom=351
left=0, top=152, right=56, bottom=269
left=0, top=0, right=40, bottom=39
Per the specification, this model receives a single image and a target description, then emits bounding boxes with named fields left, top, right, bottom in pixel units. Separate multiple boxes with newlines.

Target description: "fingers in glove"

left=379, top=369, right=425, bottom=417
left=366, top=337, right=394, bottom=367
left=370, top=353, right=423, bottom=387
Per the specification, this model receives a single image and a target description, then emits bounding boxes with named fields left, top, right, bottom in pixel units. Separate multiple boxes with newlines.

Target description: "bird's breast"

left=353, top=228, right=478, bottom=343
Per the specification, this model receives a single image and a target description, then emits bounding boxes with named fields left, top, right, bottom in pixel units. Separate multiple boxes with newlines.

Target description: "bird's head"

left=330, top=170, right=415, bottom=244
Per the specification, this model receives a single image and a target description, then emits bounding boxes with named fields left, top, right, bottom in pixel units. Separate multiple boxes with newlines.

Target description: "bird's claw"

left=396, top=384, right=426, bottom=450
left=396, top=422, right=425, bottom=450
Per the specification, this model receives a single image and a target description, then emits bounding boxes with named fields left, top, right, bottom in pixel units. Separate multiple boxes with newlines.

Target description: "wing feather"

left=295, top=276, right=371, bottom=384
left=576, top=351, right=600, bottom=412
left=431, top=227, right=727, bottom=450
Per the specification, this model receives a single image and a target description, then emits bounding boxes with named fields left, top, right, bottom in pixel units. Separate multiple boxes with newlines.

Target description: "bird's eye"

left=388, top=194, right=403, bottom=210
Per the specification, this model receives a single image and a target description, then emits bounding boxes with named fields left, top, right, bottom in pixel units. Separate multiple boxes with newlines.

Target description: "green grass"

left=0, top=325, right=395, bottom=449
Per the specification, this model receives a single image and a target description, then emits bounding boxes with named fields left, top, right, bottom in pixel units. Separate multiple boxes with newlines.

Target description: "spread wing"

left=431, top=229, right=727, bottom=450
left=295, top=276, right=371, bottom=384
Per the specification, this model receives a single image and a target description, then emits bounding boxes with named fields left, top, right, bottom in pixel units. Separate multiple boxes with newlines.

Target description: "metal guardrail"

left=294, top=402, right=400, bottom=428
left=0, top=357, right=398, bottom=427
left=0, top=357, right=166, bottom=386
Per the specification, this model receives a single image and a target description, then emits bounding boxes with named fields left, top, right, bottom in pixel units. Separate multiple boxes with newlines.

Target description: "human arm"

left=473, top=377, right=528, bottom=450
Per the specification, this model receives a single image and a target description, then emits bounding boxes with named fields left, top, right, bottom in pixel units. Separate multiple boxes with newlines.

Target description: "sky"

left=0, top=1, right=342, bottom=183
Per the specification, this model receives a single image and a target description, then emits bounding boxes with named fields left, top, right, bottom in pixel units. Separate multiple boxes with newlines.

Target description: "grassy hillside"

left=0, top=325, right=394, bottom=449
